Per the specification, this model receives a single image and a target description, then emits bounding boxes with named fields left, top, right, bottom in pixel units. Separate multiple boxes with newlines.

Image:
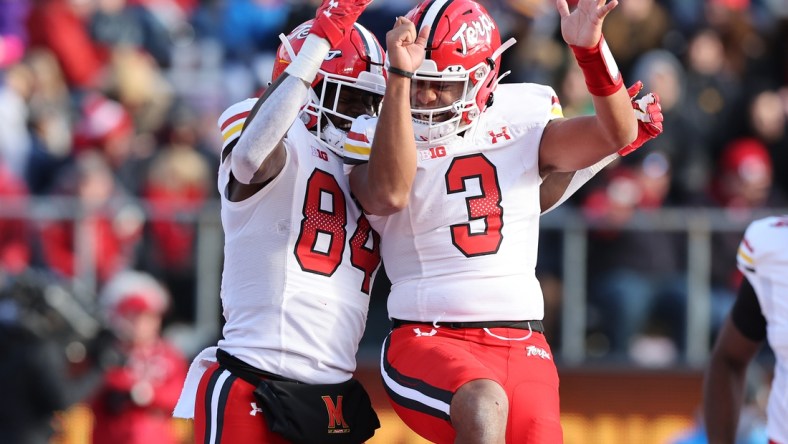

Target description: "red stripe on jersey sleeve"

left=221, top=111, right=250, bottom=131
left=347, top=131, right=369, bottom=144
left=742, top=237, right=754, bottom=253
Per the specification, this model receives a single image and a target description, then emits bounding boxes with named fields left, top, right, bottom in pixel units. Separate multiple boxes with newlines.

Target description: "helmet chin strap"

left=278, top=33, right=296, bottom=59
left=492, top=37, right=516, bottom=62
left=486, top=37, right=516, bottom=98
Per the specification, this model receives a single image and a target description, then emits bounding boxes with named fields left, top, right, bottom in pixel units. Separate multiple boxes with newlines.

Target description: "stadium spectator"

left=139, top=144, right=210, bottom=324
left=26, top=0, right=108, bottom=90
left=629, top=49, right=709, bottom=204
left=583, top=151, right=687, bottom=364
left=738, top=86, right=788, bottom=199
left=0, top=271, right=109, bottom=444
left=89, top=0, right=174, bottom=68
left=682, top=28, right=742, bottom=174
left=705, top=138, right=787, bottom=338
left=0, top=58, right=34, bottom=179
left=39, top=151, right=143, bottom=286
left=0, top=162, right=31, bottom=274
left=23, top=49, right=76, bottom=195
left=91, top=270, right=187, bottom=444
left=602, top=0, right=672, bottom=80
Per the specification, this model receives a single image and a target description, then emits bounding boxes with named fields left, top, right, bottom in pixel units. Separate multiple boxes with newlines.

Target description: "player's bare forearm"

left=589, top=86, right=638, bottom=149
left=539, top=103, right=633, bottom=174
left=540, top=172, right=576, bottom=213
left=703, top=354, right=746, bottom=443
left=703, top=317, right=761, bottom=443
left=353, top=77, right=416, bottom=215
left=352, top=16, right=428, bottom=215
left=541, top=0, right=636, bottom=173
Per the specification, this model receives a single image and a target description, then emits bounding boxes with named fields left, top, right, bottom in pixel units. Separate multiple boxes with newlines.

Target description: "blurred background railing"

left=3, top=198, right=780, bottom=443
left=3, top=197, right=783, bottom=365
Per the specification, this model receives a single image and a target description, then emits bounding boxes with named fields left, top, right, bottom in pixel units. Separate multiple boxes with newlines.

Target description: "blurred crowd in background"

left=1, top=0, right=787, bottom=441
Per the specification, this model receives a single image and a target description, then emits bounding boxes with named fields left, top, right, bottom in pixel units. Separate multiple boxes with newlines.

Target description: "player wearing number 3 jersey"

left=173, top=0, right=388, bottom=441
left=346, top=0, right=662, bottom=442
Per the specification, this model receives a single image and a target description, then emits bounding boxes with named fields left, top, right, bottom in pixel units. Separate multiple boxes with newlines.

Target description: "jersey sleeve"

left=548, top=92, right=564, bottom=120
left=216, top=98, right=257, bottom=193
left=218, top=98, right=258, bottom=157
left=494, top=83, right=562, bottom=173
left=343, top=115, right=378, bottom=173
left=730, top=275, right=767, bottom=342
left=737, top=230, right=756, bottom=275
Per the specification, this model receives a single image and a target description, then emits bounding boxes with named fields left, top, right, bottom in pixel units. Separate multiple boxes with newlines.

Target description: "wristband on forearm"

left=570, top=36, right=623, bottom=97
left=284, top=34, right=331, bottom=83
left=387, top=66, right=414, bottom=79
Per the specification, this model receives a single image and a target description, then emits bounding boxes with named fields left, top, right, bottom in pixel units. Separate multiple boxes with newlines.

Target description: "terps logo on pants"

left=322, top=395, right=350, bottom=434
left=525, top=345, right=551, bottom=360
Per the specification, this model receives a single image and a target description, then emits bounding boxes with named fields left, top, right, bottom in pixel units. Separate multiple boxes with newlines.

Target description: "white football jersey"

left=215, top=99, right=380, bottom=383
left=345, top=83, right=562, bottom=322
left=736, top=215, right=788, bottom=443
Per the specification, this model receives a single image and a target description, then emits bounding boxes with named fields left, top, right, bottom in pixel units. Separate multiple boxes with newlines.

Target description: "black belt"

left=391, top=318, right=544, bottom=333
left=216, top=348, right=301, bottom=384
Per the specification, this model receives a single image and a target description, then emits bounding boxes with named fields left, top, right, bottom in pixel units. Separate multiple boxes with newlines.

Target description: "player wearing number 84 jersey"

left=174, top=6, right=387, bottom=442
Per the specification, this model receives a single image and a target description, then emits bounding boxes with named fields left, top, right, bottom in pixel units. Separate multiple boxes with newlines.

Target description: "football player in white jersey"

left=345, top=0, right=662, bottom=442
left=704, top=215, right=788, bottom=444
left=172, top=1, right=390, bottom=442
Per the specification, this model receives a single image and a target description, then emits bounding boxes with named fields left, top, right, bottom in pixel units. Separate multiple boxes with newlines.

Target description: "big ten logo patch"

left=312, top=146, right=329, bottom=161
left=322, top=395, right=350, bottom=434
left=418, top=146, right=447, bottom=161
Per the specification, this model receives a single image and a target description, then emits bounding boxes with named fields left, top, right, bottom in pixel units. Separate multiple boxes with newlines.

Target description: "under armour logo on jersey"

left=322, top=0, right=339, bottom=17
left=250, top=402, right=264, bottom=416
left=525, top=345, right=551, bottom=360
left=489, top=126, right=511, bottom=144
left=413, top=327, right=437, bottom=337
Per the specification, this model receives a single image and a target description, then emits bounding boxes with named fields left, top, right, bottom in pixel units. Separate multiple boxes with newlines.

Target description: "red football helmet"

left=272, top=20, right=386, bottom=153
left=405, top=0, right=513, bottom=143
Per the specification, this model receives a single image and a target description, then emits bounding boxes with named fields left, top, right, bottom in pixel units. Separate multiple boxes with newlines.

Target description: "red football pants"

left=193, top=363, right=288, bottom=444
left=381, top=324, right=563, bottom=443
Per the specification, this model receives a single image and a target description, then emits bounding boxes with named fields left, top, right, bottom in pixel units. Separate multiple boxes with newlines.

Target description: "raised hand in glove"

left=618, top=80, right=664, bottom=156
left=310, top=0, right=374, bottom=47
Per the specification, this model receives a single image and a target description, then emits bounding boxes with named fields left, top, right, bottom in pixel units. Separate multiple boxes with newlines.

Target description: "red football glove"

left=618, top=80, right=664, bottom=156
left=310, top=0, right=373, bottom=47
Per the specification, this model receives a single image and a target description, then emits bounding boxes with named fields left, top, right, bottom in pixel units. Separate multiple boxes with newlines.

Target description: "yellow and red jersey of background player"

left=737, top=215, right=788, bottom=443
